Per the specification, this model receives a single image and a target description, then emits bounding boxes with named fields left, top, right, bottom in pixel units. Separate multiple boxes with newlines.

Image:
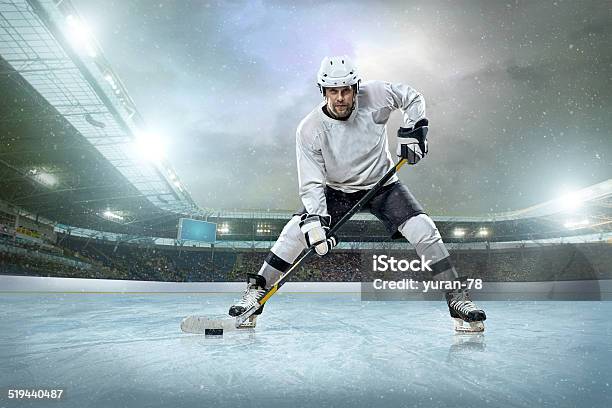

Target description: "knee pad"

left=270, top=215, right=307, bottom=265
left=399, top=214, right=457, bottom=280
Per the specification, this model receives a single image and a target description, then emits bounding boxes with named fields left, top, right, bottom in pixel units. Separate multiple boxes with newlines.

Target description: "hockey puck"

left=204, top=328, right=223, bottom=336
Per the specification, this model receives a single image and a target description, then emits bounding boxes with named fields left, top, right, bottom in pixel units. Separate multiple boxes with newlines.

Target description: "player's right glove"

left=397, top=118, right=429, bottom=164
left=299, top=213, right=338, bottom=256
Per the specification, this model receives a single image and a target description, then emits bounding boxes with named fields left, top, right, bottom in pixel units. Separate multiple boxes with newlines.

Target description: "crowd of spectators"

left=0, top=246, right=128, bottom=280
left=1, top=233, right=610, bottom=282
left=227, top=251, right=362, bottom=282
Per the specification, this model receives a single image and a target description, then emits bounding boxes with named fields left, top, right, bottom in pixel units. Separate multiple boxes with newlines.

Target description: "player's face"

left=325, top=86, right=355, bottom=119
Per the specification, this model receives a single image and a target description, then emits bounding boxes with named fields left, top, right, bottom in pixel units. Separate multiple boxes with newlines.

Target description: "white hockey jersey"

left=296, top=80, right=426, bottom=217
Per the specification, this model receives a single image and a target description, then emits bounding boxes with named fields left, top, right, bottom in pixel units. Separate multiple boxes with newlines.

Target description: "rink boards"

left=1, top=275, right=612, bottom=300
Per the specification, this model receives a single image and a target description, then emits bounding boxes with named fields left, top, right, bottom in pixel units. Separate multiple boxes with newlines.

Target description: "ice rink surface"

left=1, top=293, right=611, bottom=408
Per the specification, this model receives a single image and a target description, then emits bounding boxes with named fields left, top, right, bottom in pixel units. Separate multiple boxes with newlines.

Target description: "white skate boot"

left=228, top=273, right=267, bottom=319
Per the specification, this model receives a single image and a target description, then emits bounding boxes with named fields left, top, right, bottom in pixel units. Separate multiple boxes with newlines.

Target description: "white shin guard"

left=257, top=262, right=284, bottom=289
left=398, top=214, right=458, bottom=280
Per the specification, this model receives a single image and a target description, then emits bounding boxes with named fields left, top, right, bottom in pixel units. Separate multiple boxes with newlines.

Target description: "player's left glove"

left=397, top=118, right=429, bottom=164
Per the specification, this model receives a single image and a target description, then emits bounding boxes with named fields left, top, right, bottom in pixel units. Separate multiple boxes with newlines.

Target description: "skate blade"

left=238, top=315, right=257, bottom=328
left=180, top=315, right=256, bottom=334
left=453, top=318, right=485, bottom=333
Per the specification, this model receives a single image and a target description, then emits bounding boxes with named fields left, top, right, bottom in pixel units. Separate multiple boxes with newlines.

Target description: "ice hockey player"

left=229, top=55, right=487, bottom=332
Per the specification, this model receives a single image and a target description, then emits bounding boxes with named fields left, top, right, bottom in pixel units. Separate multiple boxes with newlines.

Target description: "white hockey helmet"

left=317, top=55, right=361, bottom=95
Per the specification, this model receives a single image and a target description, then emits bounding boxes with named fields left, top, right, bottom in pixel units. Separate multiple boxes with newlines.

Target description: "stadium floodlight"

left=256, top=224, right=271, bottom=234
left=173, top=180, right=184, bottom=192
left=133, top=131, right=166, bottom=162
left=102, top=210, right=124, bottom=221
left=217, top=224, right=230, bottom=234
left=453, top=228, right=466, bottom=238
left=28, top=168, right=58, bottom=187
left=563, top=219, right=589, bottom=229
left=104, top=73, right=117, bottom=89
left=556, top=189, right=586, bottom=212
left=478, top=228, right=489, bottom=237
left=65, top=15, right=97, bottom=58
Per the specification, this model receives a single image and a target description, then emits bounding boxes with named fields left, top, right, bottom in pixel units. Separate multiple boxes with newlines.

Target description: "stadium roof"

left=0, top=0, right=209, bottom=236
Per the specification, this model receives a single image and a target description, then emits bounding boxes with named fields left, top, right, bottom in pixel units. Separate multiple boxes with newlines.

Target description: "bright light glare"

left=217, top=224, right=230, bottom=234
left=29, top=169, right=58, bottom=187
left=563, top=219, right=589, bottom=229
left=556, top=189, right=586, bottom=212
left=102, top=210, right=124, bottom=221
left=104, top=73, right=117, bottom=89
left=65, top=15, right=97, bottom=57
left=453, top=228, right=466, bottom=237
left=478, top=228, right=489, bottom=237
left=134, top=131, right=166, bottom=162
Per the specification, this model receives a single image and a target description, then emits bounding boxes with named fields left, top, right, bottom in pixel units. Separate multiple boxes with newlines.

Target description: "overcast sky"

left=73, top=0, right=611, bottom=216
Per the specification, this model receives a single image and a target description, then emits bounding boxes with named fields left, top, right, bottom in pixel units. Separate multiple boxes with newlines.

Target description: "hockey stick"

left=233, top=158, right=409, bottom=328
left=180, top=158, right=409, bottom=334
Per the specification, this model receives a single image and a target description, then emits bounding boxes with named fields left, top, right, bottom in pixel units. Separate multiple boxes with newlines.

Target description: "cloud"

left=72, top=0, right=611, bottom=216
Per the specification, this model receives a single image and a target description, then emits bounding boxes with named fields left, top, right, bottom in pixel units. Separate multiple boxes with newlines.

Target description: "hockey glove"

left=299, top=214, right=338, bottom=256
left=397, top=118, right=429, bottom=164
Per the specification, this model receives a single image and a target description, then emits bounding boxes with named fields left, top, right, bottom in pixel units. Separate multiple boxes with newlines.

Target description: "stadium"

left=1, top=1, right=611, bottom=408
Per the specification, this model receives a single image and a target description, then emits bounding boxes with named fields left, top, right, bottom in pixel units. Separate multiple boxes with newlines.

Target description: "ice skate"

left=446, top=289, right=486, bottom=333
left=228, top=273, right=267, bottom=317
